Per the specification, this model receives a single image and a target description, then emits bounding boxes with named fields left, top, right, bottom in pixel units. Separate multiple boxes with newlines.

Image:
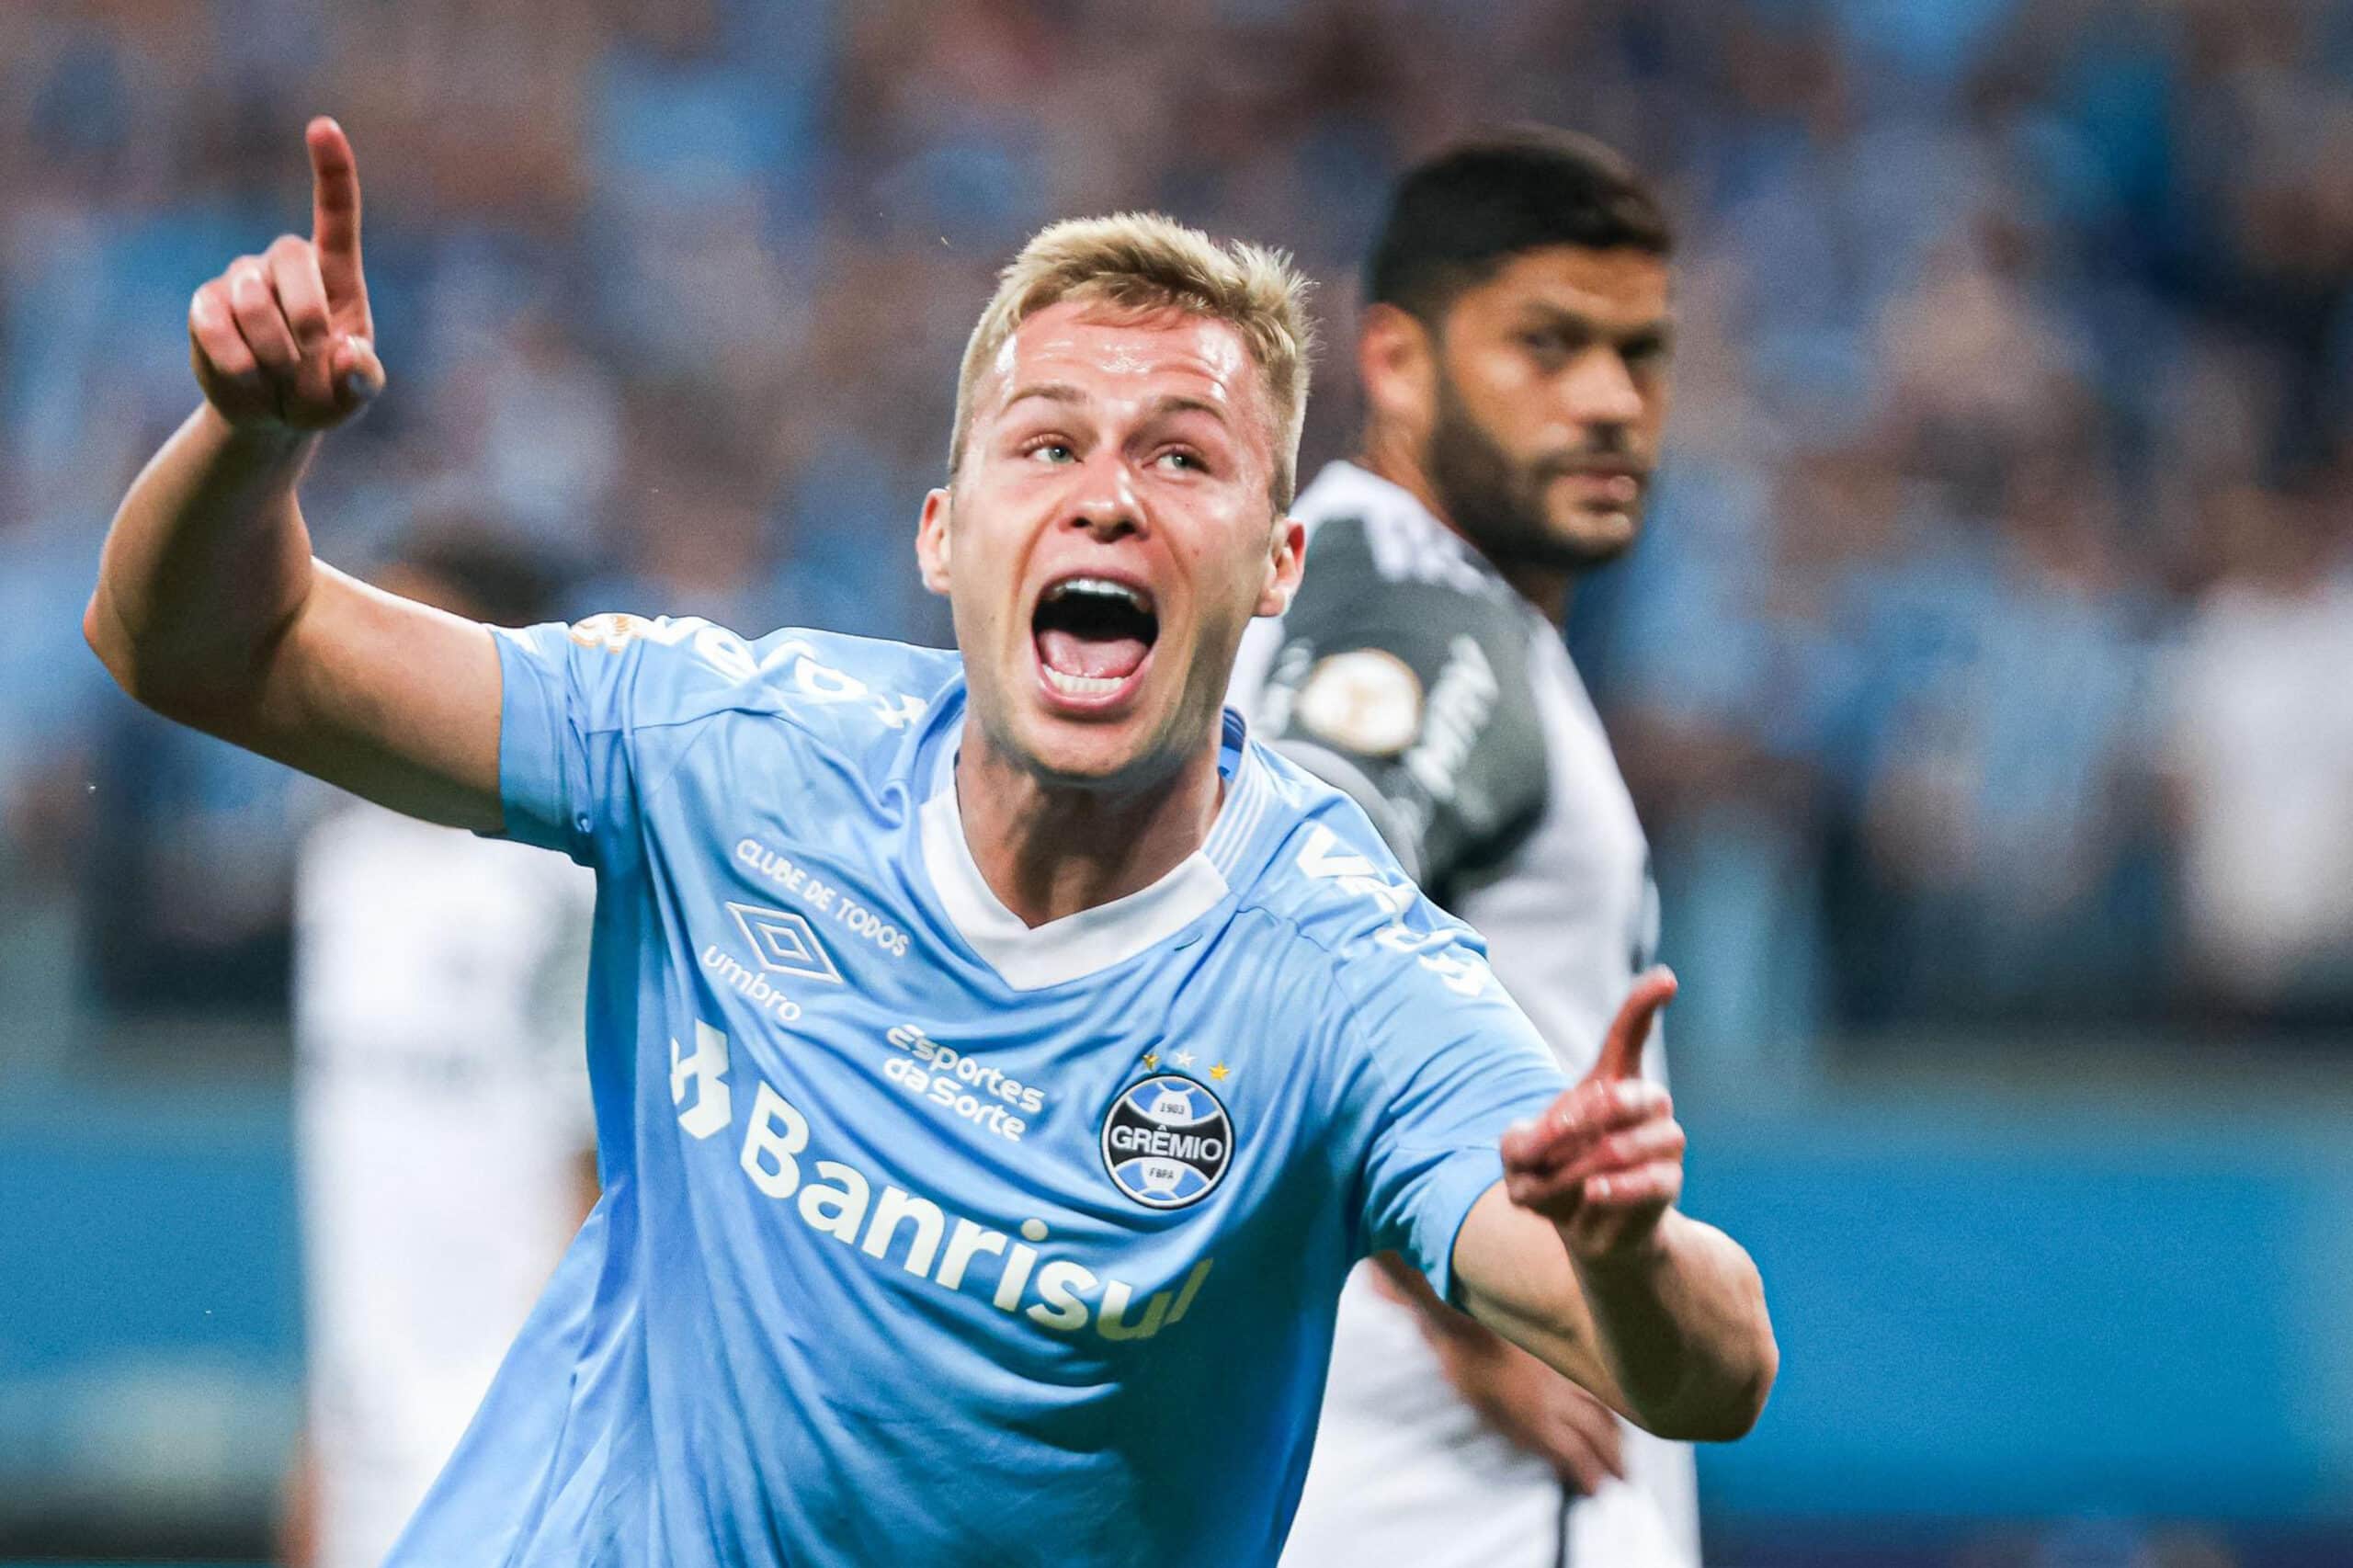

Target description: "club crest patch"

left=1295, top=648, right=1423, bottom=758
left=1100, top=1074, right=1233, bottom=1210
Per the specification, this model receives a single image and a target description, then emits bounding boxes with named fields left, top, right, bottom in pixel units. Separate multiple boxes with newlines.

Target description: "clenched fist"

left=1500, top=968, right=1684, bottom=1265
left=188, top=118, right=385, bottom=432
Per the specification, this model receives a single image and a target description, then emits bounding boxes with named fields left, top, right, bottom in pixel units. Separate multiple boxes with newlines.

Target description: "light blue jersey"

left=389, top=614, right=1570, bottom=1568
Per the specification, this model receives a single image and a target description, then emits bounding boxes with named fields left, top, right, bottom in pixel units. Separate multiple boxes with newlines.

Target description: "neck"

left=953, top=725, right=1225, bottom=927
left=1356, top=437, right=1574, bottom=626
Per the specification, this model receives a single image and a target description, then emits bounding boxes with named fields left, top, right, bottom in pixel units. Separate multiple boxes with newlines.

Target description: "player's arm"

left=1368, top=1253, right=1627, bottom=1493
left=1453, top=971, right=1777, bottom=1442
left=84, top=118, right=505, bottom=832
left=1259, top=549, right=1646, bottom=1473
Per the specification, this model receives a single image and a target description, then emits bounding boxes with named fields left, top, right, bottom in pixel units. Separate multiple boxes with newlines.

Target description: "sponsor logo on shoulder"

left=567, top=611, right=663, bottom=652
left=1295, top=824, right=1491, bottom=997
left=1100, top=1074, right=1233, bottom=1210
left=1401, top=634, right=1497, bottom=808
left=1295, top=647, right=1423, bottom=758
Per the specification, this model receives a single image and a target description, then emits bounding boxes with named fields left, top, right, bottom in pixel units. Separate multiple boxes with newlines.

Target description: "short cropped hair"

left=392, top=518, right=563, bottom=626
left=949, top=213, right=1316, bottom=511
left=1369, top=129, right=1673, bottom=324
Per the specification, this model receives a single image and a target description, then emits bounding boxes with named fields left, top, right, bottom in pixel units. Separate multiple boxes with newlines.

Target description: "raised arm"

left=84, top=118, right=506, bottom=831
left=1452, top=971, right=1778, bottom=1442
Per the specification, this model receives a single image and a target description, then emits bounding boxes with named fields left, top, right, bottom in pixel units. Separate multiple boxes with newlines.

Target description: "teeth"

left=1043, top=665, right=1127, bottom=697
left=1046, top=576, right=1149, bottom=613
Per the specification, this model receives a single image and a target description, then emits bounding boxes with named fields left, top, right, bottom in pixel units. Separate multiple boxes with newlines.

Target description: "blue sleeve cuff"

left=1414, top=1147, right=1508, bottom=1306
left=486, top=626, right=582, bottom=858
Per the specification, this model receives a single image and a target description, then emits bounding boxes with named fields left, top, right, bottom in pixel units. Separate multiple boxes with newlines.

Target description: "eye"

left=1518, top=329, right=1571, bottom=366
left=1155, top=449, right=1207, bottom=473
left=1024, top=438, right=1076, bottom=465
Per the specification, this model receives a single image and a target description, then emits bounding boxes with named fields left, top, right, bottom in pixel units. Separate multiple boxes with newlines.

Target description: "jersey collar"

left=917, top=700, right=1268, bottom=992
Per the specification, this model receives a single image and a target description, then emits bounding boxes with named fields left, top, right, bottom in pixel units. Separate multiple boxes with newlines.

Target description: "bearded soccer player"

left=1232, top=133, right=1704, bottom=1567
left=85, top=119, right=1773, bottom=1566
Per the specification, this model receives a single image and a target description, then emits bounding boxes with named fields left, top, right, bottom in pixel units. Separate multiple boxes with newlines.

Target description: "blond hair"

left=949, top=212, right=1316, bottom=510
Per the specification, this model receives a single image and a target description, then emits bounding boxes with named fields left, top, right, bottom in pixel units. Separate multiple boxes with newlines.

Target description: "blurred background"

left=5, top=0, right=2353, bottom=1562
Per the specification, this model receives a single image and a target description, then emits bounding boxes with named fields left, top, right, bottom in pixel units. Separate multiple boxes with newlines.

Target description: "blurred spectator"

left=6, top=0, right=2353, bottom=1048
left=284, top=523, right=596, bottom=1568
left=2162, top=478, right=2353, bottom=1020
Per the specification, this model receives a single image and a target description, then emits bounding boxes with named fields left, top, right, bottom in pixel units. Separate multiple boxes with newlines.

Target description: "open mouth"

left=1031, top=575, right=1160, bottom=704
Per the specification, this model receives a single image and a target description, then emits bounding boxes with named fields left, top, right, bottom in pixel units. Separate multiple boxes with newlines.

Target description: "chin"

left=1544, top=506, right=1641, bottom=566
left=1006, top=710, right=1167, bottom=790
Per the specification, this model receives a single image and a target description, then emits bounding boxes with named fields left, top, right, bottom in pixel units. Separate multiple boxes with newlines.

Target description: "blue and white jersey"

left=389, top=614, right=1569, bottom=1568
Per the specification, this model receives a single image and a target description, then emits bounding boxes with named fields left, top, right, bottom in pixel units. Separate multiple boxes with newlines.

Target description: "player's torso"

left=1237, top=475, right=1655, bottom=1076
left=600, top=693, right=1360, bottom=1559
left=1238, top=465, right=1695, bottom=1568
left=1448, top=623, right=1656, bottom=1069
left=296, top=802, right=586, bottom=1079
left=296, top=804, right=592, bottom=1316
left=296, top=806, right=597, bottom=1568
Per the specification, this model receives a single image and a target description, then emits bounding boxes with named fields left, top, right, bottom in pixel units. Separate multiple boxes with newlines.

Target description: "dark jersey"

left=1229, top=460, right=1697, bottom=1568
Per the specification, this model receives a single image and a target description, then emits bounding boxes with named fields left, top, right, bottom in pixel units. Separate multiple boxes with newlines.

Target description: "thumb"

left=1585, top=966, right=1676, bottom=1083
left=329, top=334, right=386, bottom=415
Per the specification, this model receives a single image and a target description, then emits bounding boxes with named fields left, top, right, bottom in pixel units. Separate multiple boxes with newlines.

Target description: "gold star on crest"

left=1210, top=1062, right=1232, bottom=1082
left=1142, top=1052, right=1160, bottom=1071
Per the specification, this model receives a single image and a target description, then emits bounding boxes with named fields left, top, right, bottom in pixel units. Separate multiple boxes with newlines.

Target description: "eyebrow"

left=1003, top=381, right=1088, bottom=411
left=1001, top=382, right=1233, bottom=427
left=1518, top=304, right=1676, bottom=347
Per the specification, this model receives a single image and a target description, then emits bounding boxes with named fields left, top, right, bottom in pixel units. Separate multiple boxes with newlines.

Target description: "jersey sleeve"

left=488, top=611, right=741, bottom=866
left=1250, top=531, right=1547, bottom=893
left=1352, top=968, right=1567, bottom=1301
left=1286, top=812, right=1569, bottom=1302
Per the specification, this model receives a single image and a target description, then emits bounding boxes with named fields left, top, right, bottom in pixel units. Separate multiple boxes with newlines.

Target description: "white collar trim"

left=919, top=715, right=1263, bottom=991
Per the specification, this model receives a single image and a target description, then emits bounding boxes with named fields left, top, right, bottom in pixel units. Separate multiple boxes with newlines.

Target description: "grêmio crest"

left=1099, top=1074, right=1233, bottom=1210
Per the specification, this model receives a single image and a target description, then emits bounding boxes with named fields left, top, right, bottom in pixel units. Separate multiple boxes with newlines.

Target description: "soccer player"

left=284, top=528, right=597, bottom=1568
left=85, top=119, right=1774, bottom=1566
left=1233, top=131, right=1705, bottom=1568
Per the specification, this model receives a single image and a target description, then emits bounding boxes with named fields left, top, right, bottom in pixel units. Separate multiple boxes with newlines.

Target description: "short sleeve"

left=488, top=613, right=699, bottom=865
left=1251, top=528, right=1547, bottom=896
left=1328, top=889, right=1568, bottom=1302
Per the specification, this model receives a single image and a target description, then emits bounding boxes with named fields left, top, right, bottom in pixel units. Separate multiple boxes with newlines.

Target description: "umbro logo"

left=724, top=902, right=845, bottom=984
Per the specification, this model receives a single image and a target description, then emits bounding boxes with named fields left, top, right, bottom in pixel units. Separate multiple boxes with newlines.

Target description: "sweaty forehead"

left=983, top=300, right=1265, bottom=425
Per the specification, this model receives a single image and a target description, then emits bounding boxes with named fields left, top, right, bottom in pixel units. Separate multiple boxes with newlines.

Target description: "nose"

left=1560, top=346, right=1643, bottom=445
left=1064, top=450, right=1146, bottom=540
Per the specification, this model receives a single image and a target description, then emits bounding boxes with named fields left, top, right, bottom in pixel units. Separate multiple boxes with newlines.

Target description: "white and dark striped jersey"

left=1233, top=459, right=1699, bottom=1568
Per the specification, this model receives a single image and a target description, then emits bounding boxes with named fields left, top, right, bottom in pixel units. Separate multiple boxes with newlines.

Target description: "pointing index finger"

left=1589, top=966, right=1677, bottom=1083
left=306, top=117, right=366, bottom=313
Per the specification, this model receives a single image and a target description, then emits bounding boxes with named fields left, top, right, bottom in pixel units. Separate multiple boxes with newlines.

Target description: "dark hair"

left=392, top=522, right=563, bottom=627
left=1368, top=128, right=1673, bottom=323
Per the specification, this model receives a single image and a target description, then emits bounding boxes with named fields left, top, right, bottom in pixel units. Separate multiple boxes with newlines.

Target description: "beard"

left=1424, top=371, right=1643, bottom=573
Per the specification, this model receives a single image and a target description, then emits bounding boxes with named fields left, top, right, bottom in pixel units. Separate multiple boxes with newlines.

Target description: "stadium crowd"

left=6, top=0, right=2353, bottom=1065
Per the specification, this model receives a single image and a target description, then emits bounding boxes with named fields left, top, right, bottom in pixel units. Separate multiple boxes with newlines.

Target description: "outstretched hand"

left=1499, top=967, right=1683, bottom=1265
left=188, top=118, right=385, bottom=431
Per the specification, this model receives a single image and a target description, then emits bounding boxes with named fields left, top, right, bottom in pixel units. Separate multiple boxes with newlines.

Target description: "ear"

left=1358, top=302, right=1437, bottom=437
left=1255, top=514, right=1306, bottom=618
left=916, top=487, right=954, bottom=597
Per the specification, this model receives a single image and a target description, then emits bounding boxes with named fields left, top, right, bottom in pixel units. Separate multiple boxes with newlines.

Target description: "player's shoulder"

left=1225, top=744, right=1502, bottom=1012
left=1289, top=460, right=1521, bottom=618
left=516, top=612, right=959, bottom=754
left=1276, top=465, right=1539, bottom=736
